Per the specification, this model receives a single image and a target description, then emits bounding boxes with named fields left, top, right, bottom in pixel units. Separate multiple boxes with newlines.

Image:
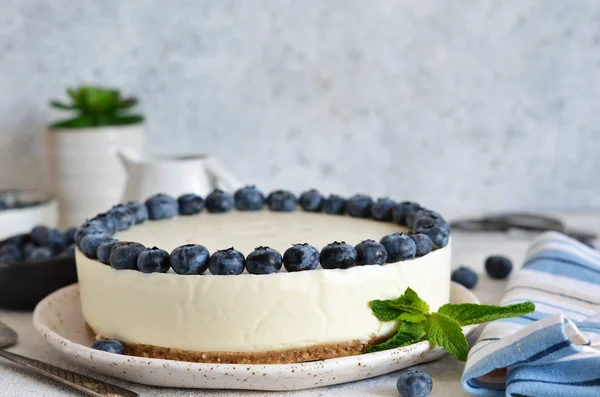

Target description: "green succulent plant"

left=49, top=85, right=144, bottom=129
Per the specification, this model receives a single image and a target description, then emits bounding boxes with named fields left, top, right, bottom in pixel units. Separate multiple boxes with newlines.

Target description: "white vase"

left=48, top=124, right=144, bottom=228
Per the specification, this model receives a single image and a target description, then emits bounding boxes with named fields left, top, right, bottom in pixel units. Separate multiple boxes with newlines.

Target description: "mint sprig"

left=365, top=287, right=535, bottom=361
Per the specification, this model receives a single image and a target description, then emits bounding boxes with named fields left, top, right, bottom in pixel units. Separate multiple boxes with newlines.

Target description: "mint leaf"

left=426, top=312, right=469, bottom=361
left=388, top=287, right=430, bottom=314
left=369, top=300, right=404, bottom=321
left=438, top=302, right=535, bottom=326
left=398, top=312, right=427, bottom=323
left=365, top=322, right=426, bottom=353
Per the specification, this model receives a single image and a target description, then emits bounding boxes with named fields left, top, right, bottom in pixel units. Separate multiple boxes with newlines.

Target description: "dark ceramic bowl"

left=0, top=234, right=77, bottom=311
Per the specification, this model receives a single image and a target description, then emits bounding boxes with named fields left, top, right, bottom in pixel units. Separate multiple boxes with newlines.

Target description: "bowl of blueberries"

left=0, top=225, right=77, bottom=310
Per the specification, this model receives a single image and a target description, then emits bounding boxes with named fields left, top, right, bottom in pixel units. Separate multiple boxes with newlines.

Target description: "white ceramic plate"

left=33, top=282, right=478, bottom=391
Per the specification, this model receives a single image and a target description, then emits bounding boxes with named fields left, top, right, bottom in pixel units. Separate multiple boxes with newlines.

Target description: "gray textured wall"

left=0, top=0, right=599, bottom=214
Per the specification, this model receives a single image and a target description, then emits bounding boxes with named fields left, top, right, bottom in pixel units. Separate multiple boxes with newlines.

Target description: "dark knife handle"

left=0, top=349, right=138, bottom=397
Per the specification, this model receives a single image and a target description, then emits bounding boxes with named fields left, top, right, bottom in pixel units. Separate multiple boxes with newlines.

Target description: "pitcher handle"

left=203, top=156, right=244, bottom=192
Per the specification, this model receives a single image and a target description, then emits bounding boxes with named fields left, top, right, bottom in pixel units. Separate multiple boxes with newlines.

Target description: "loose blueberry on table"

left=485, top=255, right=513, bottom=279
left=451, top=266, right=478, bottom=289
left=396, top=370, right=433, bottom=397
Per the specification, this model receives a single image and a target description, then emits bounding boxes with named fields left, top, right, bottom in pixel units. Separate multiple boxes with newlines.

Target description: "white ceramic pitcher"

left=118, top=149, right=243, bottom=203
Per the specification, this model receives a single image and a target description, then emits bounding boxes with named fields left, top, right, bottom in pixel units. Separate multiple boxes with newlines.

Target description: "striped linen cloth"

left=462, top=231, right=600, bottom=397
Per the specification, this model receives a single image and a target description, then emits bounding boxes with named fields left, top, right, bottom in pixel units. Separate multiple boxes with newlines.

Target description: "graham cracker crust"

left=88, top=323, right=378, bottom=364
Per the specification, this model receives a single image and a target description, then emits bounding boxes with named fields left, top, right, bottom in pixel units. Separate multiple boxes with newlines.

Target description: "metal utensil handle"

left=0, top=349, right=138, bottom=397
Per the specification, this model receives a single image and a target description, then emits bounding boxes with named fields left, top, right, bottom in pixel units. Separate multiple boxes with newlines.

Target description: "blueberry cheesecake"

left=76, top=188, right=451, bottom=364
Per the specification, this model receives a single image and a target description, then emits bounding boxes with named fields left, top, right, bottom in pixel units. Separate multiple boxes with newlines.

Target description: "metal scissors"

left=450, top=212, right=597, bottom=243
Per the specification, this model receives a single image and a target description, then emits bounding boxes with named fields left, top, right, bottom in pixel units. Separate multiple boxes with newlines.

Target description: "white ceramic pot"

left=48, top=124, right=143, bottom=228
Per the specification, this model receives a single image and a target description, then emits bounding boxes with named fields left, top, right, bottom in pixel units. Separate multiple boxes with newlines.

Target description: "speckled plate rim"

left=32, top=282, right=478, bottom=391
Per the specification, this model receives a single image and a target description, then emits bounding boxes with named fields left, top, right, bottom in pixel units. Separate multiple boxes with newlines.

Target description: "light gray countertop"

left=1, top=213, right=596, bottom=397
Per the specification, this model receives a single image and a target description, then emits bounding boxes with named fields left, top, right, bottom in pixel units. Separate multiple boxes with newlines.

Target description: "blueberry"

left=109, top=241, right=146, bottom=270
left=79, top=233, right=112, bottom=259
left=405, top=206, right=427, bottom=229
left=355, top=239, right=387, bottom=265
left=75, top=227, right=110, bottom=250
left=91, top=339, right=125, bottom=355
left=205, top=189, right=235, bottom=213
left=64, top=227, right=77, bottom=245
left=370, top=197, right=395, bottom=221
left=392, top=202, right=421, bottom=226
left=0, top=198, right=8, bottom=210
left=108, top=204, right=136, bottom=231
left=266, top=190, right=297, bottom=212
left=408, top=233, right=433, bottom=257
left=380, top=233, right=416, bottom=262
left=283, top=243, right=319, bottom=272
left=208, top=248, right=245, bottom=275
left=26, top=247, right=53, bottom=261
left=234, top=186, right=265, bottom=211
left=145, top=193, right=179, bottom=220
left=30, top=225, right=51, bottom=246
left=47, top=228, right=67, bottom=254
left=396, top=370, right=433, bottom=397
left=345, top=194, right=373, bottom=218
left=323, top=194, right=346, bottom=215
left=63, top=244, right=76, bottom=256
left=246, top=246, right=283, bottom=274
left=96, top=239, right=118, bottom=265
left=126, top=201, right=149, bottom=224
left=90, top=213, right=117, bottom=233
left=23, top=243, right=36, bottom=258
left=0, top=244, right=22, bottom=262
left=320, top=242, right=357, bottom=269
left=485, top=255, right=513, bottom=279
left=169, top=244, right=210, bottom=275
left=137, top=247, right=170, bottom=273
left=177, top=193, right=205, bottom=215
left=413, top=217, right=450, bottom=248
left=299, top=189, right=324, bottom=212
left=3, top=234, right=28, bottom=248
left=451, top=266, right=478, bottom=289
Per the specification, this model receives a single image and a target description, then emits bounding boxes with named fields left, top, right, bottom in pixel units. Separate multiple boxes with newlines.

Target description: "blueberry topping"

left=266, top=190, right=297, bottom=212
left=323, top=194, right=346, bottom=215
left=109, top=241, right=146, bottom=270
left=26, top=247, right=53, bottom=261
left=205, top=189, right=235, bottom=213
left=380, top=233, right=416, bottom=262
left=74, top=226, right=109, bottom=249
left=283, top=243, right=319, bottom=272
left=91, top=339, right=125, bottom=355
left=106, top=204, right=136, bottom=232
left=169, top=244, right=210, bottom=275
left=299, top=189, right=325, bottom=212
left=96, top=239, right=118, bottom=265
left=451, top=266, right=478, bottom=289
left=64, top=227, right=77, bottom=245
left=405, top=206, right=428, bottom=229
left=0, top=244, right=22, bottom=262
left=137, top=247, right=171, bottom=273
left=79, top=233, right=112, bottom=259
left=234, top=186, right=265, bottom=211
left=91, top=213, right=117, bottom=233
left=396, top=370, right=433, bottom=397
left=408, top=232, right=433, bottom=257
left=355, top=239, right=388, bottom=265
left=126, top=201, right=149, bottom=224
left=370, top=197, right=395, bottom=221
left=30, top=225, right=51, bottom=246
left=47, top=228, right=68, bottom=254
left=484, top=255, right=513, bottom=279
left=413, top=216, right=450, bottom=248
left=345, top=194, right=373, bottom=218
left=246, top=246, right=283, bottom=274
left=320, top=242, right=357, bottom=269
left=209, top=248, right=245, bottom=275
left=177, top=193, right=205, bottom=216
left=392, top=202, right=421, bottom=226
left=145, top=193, right=179, bottom=220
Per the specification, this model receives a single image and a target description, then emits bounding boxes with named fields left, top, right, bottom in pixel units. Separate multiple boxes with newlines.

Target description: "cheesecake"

left=75, top=188, right=451, bottom=364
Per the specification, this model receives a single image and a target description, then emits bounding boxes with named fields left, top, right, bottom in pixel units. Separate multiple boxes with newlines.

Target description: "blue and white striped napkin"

left=462, top=231, right=600, bottom=397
